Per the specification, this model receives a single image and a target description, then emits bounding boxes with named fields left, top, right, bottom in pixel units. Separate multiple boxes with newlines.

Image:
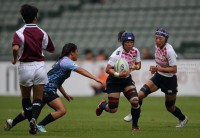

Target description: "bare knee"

left=58, top=108, right=67, bottom=116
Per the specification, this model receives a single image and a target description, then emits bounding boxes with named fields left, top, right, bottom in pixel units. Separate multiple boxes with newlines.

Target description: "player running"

left=11, top=4, right=55, bottom=134
left=4, top=43, right=105, bottom=132
left=95, top=30, right=142, bottom=130
left=124, top=28, right=188, bottom=128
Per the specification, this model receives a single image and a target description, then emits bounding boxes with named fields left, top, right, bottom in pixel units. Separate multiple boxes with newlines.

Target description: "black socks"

left=22, top=98, right=32, bottom=121
left=131, top=107, right=140, bottom=127
left=38, top=113, right=55, bottom=126
left=32, top=99, right=43, bottom=121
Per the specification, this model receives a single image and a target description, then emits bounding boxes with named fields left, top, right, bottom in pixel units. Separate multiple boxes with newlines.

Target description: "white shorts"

left=18, top=61, right=49, bottom=87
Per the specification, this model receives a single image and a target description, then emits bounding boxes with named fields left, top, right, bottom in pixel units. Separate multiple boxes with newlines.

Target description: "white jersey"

left=108, top=46, right=141, bottom=67
left=155, top=43, right=177, bottom=77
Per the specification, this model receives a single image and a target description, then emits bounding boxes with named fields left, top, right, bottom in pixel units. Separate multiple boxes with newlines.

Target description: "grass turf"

left=0, top=96, right=200, bottom=138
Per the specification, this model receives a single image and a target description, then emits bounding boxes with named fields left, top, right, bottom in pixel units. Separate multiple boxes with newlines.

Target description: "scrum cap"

left=121, top=31, right=135, bottom=46
left=155, top=28, right=169, bottom=43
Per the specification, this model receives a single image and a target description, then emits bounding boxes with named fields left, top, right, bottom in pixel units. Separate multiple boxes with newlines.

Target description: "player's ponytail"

left=118, top=30, right=125, bottom=42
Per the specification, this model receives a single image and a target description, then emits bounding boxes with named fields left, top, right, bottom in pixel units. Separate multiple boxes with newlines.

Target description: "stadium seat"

left=0, top=0, right=200, bottom=60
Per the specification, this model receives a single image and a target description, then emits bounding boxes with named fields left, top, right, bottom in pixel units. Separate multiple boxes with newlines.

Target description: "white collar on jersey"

left=25, top=24, right=37, bottom=27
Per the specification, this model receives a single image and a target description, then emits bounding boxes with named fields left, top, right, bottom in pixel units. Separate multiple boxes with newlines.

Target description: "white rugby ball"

left=114, top=59, right=129, bottom=73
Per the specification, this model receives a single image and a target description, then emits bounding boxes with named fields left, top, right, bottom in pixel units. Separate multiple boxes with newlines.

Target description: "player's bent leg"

left=124, top=86, right=140, bottom=130
left=37, top=97, right=65, bottom=132
left=165, top=94, right=188, bottom=127
left=165, top=99, right=176, bottom=112
left=130, top=97, right=140, bottom=130
left=130, top=97, right=139, bottom=108
left=140, top=80, right=159, bottom=99
left=48, top=97, right=67, bottom=119
left=96, top=93, right=120, bottom=116
left=107, top=97, right=119, bottom=113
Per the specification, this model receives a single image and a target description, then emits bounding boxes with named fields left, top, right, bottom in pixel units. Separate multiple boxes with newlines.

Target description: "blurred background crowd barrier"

left=1, top=60, right=200, bottom=96
left=0, top=0, right=200, bottom=61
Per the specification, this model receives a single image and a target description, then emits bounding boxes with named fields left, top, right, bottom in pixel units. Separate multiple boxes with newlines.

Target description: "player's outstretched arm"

left=74, top=67, right=105, bottom=85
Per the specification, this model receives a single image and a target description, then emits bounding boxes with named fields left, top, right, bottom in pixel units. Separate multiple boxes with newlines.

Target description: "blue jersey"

left=44, top=56, right=79, bottom=92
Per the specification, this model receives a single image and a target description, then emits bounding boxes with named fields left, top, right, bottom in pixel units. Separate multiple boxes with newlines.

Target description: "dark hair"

left=118, top=30, right=125, bottom=42
left=58, top=43, right=77, bottom=60
left=84, top=49, right=92, bottom=54
left=98, top=49, right=105, bottom=54
left=20, top=4, right=38, bottom=23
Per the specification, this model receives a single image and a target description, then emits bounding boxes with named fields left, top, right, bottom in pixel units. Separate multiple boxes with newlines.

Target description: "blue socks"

left=102, top=102, right=108, bottom=111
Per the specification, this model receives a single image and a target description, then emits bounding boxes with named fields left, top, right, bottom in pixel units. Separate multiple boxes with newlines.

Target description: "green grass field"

left=0, top=96, right=200, bottom=138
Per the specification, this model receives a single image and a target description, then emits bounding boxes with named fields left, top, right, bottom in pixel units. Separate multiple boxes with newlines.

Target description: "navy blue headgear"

left=121, top=31, right=135, bottom=46
left=155, top=28, right=169, bottom=43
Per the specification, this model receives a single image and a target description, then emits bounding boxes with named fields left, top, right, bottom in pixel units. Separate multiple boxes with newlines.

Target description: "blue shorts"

left=105, top=75, right=135, bottom=93
left=150, top=72, right=178, bottom=95
left=43, top=91, right=59, bottom=103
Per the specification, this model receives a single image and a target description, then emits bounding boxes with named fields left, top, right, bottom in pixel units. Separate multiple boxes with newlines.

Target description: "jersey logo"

left=132, top=55, right=136, bottom=59
left=116, top=51, right=120, bottom=55
left=168, top=90, right=172, bottom=93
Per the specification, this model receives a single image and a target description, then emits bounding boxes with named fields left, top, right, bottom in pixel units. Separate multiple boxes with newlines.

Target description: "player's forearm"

left=105, top=65, right=115, bottom=76
left=59, top=86, right=67, bottom=96
left=12, top=45, right=19, bottom=61
left=157, top=66, right=177, bottom=73
left=12, top=51, right=18, bottom=61
left=75, top=67, right=97, bottom=81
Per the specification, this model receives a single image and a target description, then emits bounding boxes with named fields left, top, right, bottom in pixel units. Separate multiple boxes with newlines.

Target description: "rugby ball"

left=114, top=59, right=129, bottom=73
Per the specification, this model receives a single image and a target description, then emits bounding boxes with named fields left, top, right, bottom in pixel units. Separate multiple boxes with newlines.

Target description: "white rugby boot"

left=4, top=119, right=13, bottom=131
left=124, top=114, right=132, bottom=122
left=176, top=116, right=188, bottom=127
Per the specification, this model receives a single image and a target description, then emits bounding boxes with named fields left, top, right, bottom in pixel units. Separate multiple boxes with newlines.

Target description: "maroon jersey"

left=12, top=24, right=55, bottom=62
